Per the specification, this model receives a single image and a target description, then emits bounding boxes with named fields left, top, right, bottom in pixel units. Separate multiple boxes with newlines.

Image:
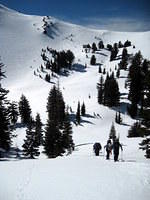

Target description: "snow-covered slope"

left=0, top=4, right=150, bottom=200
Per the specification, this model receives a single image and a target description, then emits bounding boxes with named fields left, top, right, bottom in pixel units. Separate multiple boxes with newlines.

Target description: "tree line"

left=41, top=48, right=75, bottom=75
left=97, top=73, right=120, bottom=107
left=88, top=40, right=132, bottom=66
left=126, top=51, right=150, bottom=158
left=0, top=61, right=75, bottom=159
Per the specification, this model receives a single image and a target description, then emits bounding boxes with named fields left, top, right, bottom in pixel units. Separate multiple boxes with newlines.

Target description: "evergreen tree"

left=110, top=43, right=119, bottom=61
left=107, top=44, right=112, bottom=51
left=66, top=50, right=75, bottom=69
left=103, top=75, right=120, bottom=107
left=119, top=48, right=128, bottom=70
left=118, top=41, right=123, bottom=48
left=115, top=111, right=122, bottom=124
left=128, top=122, right=142, bottom=137
left=19, top=95, right=32, bottom=125
left=45, top=74, right=50, bottom=82
left=115, top=112, right=118, bottom=123
left=22, top=122, right=40, bottom=158
left=142, top=59, right=150, bottom=74
left=9, top=101, right=18, bottom=126
left=98, top=65, right=102, bottom=73
left=110, top=72, right=114, bottom=79
left=81, top=102, right=86, bottom=116
left=127, top=103, right=138, bottom=118
left=62, top=113, right=74, bottom=154
left=116, top=68, right=120, bottom=78
left=92, top=42, right=97, bottom=52
left=98, top=41, right=104, bottom=49
left=140, top=137, right=150, bottom=158
left=124, top=40, right=131, bottom=47
left=122, top=48, right=128, bottom=60
left=109, top=122, right=116, bottom=141
left=44, top=120, right=63, bottom=158
left=0, top=62, right=11, bottom=153
left=118, top=111, right=122, bottom=124
left=128, top=51, right=143, bottom=117
left=35, top=113, right=43, bottom=146
left=44, top=85, right=72, bottom=158
left=76, top=101, right=81, bottom=124
left=46, top=85, right=65, bottom=127
left=90, top=55, right=96, bottom=65
left=97, top=75, right=104, bottom=104
left=103, top=68, right=106, bottom=74
left=128, top=56, right=150, bottom=157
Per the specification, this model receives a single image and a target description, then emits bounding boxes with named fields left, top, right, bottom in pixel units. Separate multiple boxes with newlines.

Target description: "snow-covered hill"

left=0, top=4, right=150, bottom=200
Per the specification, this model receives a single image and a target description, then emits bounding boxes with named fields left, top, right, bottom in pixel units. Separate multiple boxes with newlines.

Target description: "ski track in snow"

left=16, top=161, right=35, bottom=200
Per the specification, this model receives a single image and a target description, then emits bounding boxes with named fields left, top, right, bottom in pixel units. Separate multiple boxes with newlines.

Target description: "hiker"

left=93, top=142, right=102, bottom=156
left=104, top=139, right=112, bottom=160
left=112, top=138, right=123, bottom=162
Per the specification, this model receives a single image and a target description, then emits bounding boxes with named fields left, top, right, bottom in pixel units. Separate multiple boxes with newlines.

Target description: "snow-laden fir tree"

left=116, top=68, right=120, bottom=78
left=22, top=121, right=40, bottom=158
left=81, top=102, right=86, bottom=116
left=62, top=112, right=74, bottom=154
left=119, top=48, right=128, bottom=70
left=9, top=101, right=18, bottom=126
left=109, top=122, right=116, bottom=141
left=35, top=113, right=43, bottom=146
left=128, top=122, right=142, bottom=137
left=128, top=51, right=143, bottom=118
left=98, top=65, right=102, bottom=73
left=110, top=43, right=118, bottom=61
left=44, top=120, right=62, bottom=158
left=92, top=42, right=97, bottom=52
left=97, top=75, right=104, bottom=104
left=115, top=111, right=122, bottom=124
left=44, top=85, right=65, bottom=157
left=98, top=41, right=104, bottom=49
left=103, top=74, right=120, bottom=107
left=90, top=55, right=96, bottom=65
left=19, top=94, right=32, bottom=125
left=76, top=101, right=81, bottom=124
left=44, top=85, right=74, bottom=158
left=47, top=85, right=65, bottom=127
left=0, top=62, right=11, bottom=154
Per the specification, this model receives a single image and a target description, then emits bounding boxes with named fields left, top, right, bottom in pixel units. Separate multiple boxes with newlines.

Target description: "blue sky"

left=0, top=0, right=150, bottom=31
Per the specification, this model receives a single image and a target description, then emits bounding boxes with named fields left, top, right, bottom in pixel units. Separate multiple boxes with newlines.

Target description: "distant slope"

left=0, top=4, right=150, bottom=86
left=0, top=5, right=150, bottom=200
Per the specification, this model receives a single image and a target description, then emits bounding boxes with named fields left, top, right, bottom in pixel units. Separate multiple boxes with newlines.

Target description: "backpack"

left=106, top=143, right=112, bottom=152
left=93, top=143, right=101, bottom=151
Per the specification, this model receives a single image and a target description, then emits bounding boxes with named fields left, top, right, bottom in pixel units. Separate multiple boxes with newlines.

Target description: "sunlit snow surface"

left=0, top=4, right=150, bottom=200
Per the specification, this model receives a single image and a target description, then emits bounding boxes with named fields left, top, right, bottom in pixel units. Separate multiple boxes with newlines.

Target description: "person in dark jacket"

left=112, top=138, right=123, bottom=162
left=93, top=142, right=102, bottom=156
left=104, top=139, right=112, bottom=160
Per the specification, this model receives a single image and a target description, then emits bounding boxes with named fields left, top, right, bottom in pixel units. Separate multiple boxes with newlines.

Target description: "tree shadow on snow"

left=0, top=147, right=23, bottom=161
left=84, top=113, right=95, bottom=119
left=72, top=63, right=87, bottom=73
left=69, top=113, right=94, bottom=126
left=111, top=102, right=130, bottom=115
left=95, top=52, right=108, bottom=57
left=80, top=119, right=95, bottom=125
left=14, top=122, right=26, bottom=129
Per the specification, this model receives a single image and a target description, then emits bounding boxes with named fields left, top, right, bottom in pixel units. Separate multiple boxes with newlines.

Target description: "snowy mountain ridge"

left=0, top=4, right=150, bottom=200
